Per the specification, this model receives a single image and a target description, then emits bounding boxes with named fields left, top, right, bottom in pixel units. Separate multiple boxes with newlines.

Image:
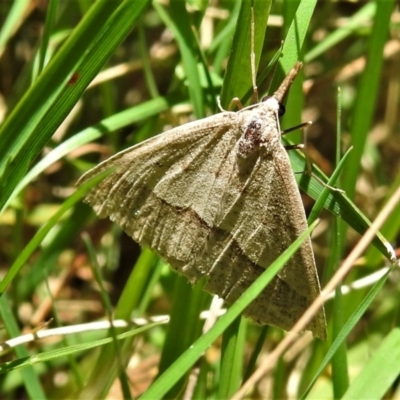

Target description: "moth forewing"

left=78, top=62, right=327, bottom=340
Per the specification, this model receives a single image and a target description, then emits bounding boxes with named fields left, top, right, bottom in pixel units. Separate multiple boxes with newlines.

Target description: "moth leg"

left=284, top=144, right=305, bottom=151
left=308, top=169, right=346, bottom=193
left=216, top=96, right=244, bottom=112
left=280, top=119, right=312, bottom=174
left=281, top=121, right=312, bottom=136
left=283, top=134, right=345, bottom=193
left=216, top=96, right=225, bottom=112
left=228, top=97, right=244, bottom=111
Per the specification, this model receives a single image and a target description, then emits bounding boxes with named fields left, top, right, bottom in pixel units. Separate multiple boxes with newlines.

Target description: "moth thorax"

left=237, top=114, right=279, bottom=158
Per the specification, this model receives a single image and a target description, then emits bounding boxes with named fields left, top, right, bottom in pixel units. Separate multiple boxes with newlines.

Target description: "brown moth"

left=78, top=62, right=327, bottom=339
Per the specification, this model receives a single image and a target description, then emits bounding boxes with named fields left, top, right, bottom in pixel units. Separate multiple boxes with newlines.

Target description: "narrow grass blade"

left=0, top=1, right=31, bottom=56
left=220, top=0, right=271, bottom=108
left=154, top=0, right=205, bottom=118
left=304, top=2, right=376, bottom=62
left=0, top=294, right=46, bottom=398
left=307, top=146, right=352, bottom=225
left=342, top=328, right=400, bottom=400
left=157, top=277, right=208, bottom=398
left=218, top=318, right=246, bottom=399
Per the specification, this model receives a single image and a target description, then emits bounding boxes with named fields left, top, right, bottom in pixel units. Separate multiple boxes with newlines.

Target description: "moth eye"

left=278, top=103, right=285, bottom=117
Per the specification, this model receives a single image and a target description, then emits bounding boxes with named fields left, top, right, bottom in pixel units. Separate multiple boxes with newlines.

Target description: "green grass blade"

left=157, top=277, right=208, bottom=398
left=154, top=0, right=205, bottom=118
left=307, top=146, right=352, bottom=225
left=342, top=328, right=400, bottom=400
left=15, top=203, right=91, bottom=300
left=36, top=0, right=58, bottom=75
left=331, top=86, right=349, bottom=398
left=76, top=248, right=158, bottom=399
left=82, top=232, right=132, bottom=399
left=0, top=294, right=47, bottom=398
left=304, top=2, right=376, bottom=62
left=0, top=1, right=31, bottom=56
left=220, top=0, right=271, bottom=108
left=243, top=326, right=269, bottom=381
left=271, top=0, right=317, bottom=86
left=218, top=317, right=246, bottom=399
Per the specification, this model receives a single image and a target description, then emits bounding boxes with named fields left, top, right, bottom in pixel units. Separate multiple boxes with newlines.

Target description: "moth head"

left=261, top=95, right=286, bottom=117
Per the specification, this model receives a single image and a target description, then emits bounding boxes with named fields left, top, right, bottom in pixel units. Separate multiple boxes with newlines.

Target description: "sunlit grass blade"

left=0, top=0, right=30, bottom=56
left=154, top=0, right=205, bottom=118
left=342, top=328, right=400, bottom=400
left=270, top=0, right=317, bottom=86
left=304, top=2, right=377, bottom=62
left=307, top=146, right=352, bottom=225
left=220, top=0, right=271, bottom=107
left=218, top=318, right=246, bottom=398
left=0, top=294, right=46, bottom=398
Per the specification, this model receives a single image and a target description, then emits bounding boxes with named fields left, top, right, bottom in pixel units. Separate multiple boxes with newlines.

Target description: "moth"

left=78, top=62, right=327, bottom=339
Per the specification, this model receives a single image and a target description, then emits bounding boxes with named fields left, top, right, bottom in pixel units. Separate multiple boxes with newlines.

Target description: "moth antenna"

left=283, top=120, right=313, bottom=175
left=250, top=3, right=259, bottom=104
left=273, top=61, right=303, bottom=103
